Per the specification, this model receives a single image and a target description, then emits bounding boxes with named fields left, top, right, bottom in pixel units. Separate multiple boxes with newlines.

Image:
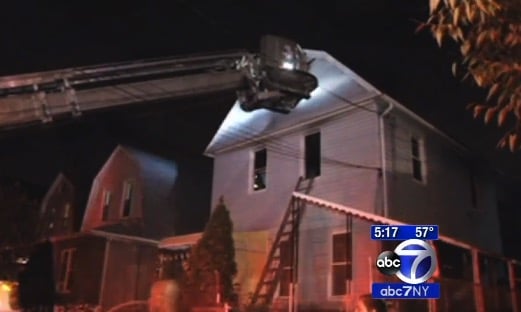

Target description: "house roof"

left=82, top=145, right=179, bottom=240
left=204, top=50, right=468, bottom=156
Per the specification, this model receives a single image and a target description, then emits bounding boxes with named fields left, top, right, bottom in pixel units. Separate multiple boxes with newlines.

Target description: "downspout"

left=379, top=99, right=394, bottom=218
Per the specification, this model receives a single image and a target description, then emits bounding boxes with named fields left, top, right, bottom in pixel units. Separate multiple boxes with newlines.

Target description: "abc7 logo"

left=376, top=239, right=437, bottom=284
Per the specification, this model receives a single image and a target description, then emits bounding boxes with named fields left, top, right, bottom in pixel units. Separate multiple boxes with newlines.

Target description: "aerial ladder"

left=0, top=35, right=318, bottom=130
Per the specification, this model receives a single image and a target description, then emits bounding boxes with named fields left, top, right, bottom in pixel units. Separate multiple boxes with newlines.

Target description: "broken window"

left=57, top=248, right=75, bottom=293
left=411, top=137, right=425, bottom=182
left=102, top=190, right=111, bottom=221
left=304, top=132, right=321, bottom=179
left=253, top=148, right=267, bottom=191
left=331, top=232, right=352, bottom=296
left=122, top=181, right=133, bottom=217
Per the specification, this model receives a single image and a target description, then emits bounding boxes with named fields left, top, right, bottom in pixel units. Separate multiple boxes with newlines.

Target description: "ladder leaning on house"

left=248, top=176, right=314, bottom=307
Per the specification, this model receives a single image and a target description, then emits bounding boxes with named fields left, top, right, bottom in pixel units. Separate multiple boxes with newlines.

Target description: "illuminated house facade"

left=204, top=51, right=504, bottom=310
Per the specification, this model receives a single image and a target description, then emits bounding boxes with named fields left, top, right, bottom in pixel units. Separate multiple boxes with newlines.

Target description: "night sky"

left=0, top=1, right=519, bottom=233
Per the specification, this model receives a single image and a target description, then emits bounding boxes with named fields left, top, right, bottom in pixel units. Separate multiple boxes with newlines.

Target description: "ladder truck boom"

left=0, top=35, right=318, bottom=130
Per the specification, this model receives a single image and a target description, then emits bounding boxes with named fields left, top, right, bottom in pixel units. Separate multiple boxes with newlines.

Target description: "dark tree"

left=0, top=181, right=40, bottom=248
left=420, top=0, right=521, bottom=151
left=18, top=240, right=55, bottom=311
left=185, top=197, right=237, bottom=304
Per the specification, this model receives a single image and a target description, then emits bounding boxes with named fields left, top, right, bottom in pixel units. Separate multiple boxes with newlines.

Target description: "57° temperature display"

left=371, top=225, right=439, bottom=240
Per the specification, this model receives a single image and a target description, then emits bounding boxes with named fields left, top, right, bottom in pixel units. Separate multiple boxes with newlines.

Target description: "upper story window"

left=253, top=148, right=267, bottom=191
left=411, top=137, right=425, bottom=182
left=102, top=190, right=111, bottom=221
left=122, top=181, right=134, bottom=217
left=305, top=132, right=321, bottom=179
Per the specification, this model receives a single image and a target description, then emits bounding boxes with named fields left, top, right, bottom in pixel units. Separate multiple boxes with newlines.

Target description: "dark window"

left=434, top=241, right=473, bottom=280
left=122, top=182, right=133, bottom=217
left=102, top=190, right=111, bottom=221
left=279, top=240, right=293, bottom=296
left=253, top=149, right=267, bottom=191
left=305, top=132, right=321, bottom=179
left=479, top=254, right=510, bottom=287
left=411, top=137, right=424, bottom=182
left=332, top=232, right=352, bottom=296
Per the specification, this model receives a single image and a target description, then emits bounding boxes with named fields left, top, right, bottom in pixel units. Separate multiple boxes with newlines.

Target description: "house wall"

left=82, top=151, right=145, bottom=231
left=211, top=104, right=382, bottom=308
left=100, top=239, right=158, bottom=310
left=383, top=107, right=502, bottom=253
left=211, top=104, right=382, bottom=231
left=52, top=235, right=106, bottom=305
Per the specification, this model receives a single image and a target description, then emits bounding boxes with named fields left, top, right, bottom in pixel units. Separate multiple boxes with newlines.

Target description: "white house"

left=203, top=50, right=504, bottom=311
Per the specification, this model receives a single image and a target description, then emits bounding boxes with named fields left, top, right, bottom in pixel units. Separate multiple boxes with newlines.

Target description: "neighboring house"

left=37, top=173, right=76, bottom=240
left=42, top=145, right=181, bottom=310
left=82, top=145, right=178, bottom=240
left=204, top=50, right=506, bottom=310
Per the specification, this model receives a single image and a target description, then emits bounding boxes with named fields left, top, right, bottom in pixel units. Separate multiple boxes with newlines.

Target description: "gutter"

left=379, top=99, right=394, bottom=218
left=89, top=229, right=159, bottom=245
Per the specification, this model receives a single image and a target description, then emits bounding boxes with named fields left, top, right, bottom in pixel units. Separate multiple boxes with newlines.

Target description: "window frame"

left=303, top=131, right=321, bottom=180
left=121, top=181, right=134, bottom=218
left=57, top=248, right=75, bottom=293
left=252, top=148, right=268, bottom=192
left=410, top=136, right=426, bottom=183
left=329, top=230, right=352, bottom=298
left=277, top=239, right=293, bottom=298
left=101, top=190, right=111, bottom=221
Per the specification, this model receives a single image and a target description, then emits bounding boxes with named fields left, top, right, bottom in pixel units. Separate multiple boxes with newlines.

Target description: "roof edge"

left=381, top=94, right=469, bottom=153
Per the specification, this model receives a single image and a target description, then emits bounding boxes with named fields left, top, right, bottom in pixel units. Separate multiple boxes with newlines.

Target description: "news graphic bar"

left=372, top=283, right=441, bottom=299
left=371, top=225, right=439, bottom=240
